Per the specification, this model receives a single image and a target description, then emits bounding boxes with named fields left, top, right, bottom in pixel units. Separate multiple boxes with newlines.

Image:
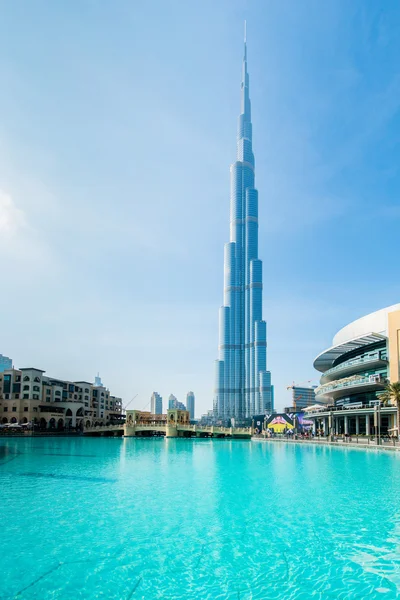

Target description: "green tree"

left=379, top=381, right=400, bottom=437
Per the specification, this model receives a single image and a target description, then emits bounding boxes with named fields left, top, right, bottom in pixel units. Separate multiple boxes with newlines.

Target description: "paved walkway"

left=252, top=435, right=400, bottom=452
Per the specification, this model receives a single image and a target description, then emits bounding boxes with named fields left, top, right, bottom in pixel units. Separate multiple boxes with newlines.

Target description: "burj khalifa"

left=214, top=26, right=273, bottom=422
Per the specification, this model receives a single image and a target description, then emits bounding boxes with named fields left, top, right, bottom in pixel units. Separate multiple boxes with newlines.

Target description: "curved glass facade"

left=214, top=33, right=273, bottom=422
left=315, top=338, right=388, bottom=406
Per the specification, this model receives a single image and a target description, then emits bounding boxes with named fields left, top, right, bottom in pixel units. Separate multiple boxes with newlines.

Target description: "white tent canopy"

left=304, top=404, right=327, bottom=412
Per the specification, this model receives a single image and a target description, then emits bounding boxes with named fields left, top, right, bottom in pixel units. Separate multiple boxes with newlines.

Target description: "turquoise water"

left=1, top=438, right=400, bottom=599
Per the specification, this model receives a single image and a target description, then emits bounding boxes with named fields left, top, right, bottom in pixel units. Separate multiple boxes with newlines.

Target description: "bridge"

left=83, top=409, right=252, bottom=439
left=124, top=409, right=252, bottom=439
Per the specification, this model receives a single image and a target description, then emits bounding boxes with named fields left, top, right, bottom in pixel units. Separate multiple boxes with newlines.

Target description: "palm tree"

left=379, top=381, right=400, bottom=438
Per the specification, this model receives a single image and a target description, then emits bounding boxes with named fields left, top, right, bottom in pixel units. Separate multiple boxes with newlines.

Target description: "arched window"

left=33, top=386, right=40, bottom=392
left=23, top=376, right=30, bottom=381
left=85, top=388, right=89, bottom=393
left=10, top=417, right=17, bottom=423
left=34, top=376, right=40, bottom=382
left=66, top=409, right=72, bottom=416
left=23, top=385, right=29, bottom=391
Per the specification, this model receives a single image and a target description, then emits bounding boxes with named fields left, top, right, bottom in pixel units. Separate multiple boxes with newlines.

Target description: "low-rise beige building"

left=0, top=367, right=123, bottom=430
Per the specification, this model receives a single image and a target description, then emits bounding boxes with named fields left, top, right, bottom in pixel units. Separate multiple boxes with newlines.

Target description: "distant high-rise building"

left=291, top=386, right=317, bottom=409
left=151, top=392, right=163, bottom=415
left=0, top=354, right=12, bottom=373
left=213, top=26, right=273, bottom=422
left=168, top=394, right=186, bottom=411
left=186, top=391, right=195, bottom=419
left=94, top=373, right=103, bottom=387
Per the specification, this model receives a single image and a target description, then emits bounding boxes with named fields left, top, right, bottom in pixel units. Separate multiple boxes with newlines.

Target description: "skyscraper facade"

left=186, top=391, right=195, bottom=420
left=290, top=386, right=317, bottom=409
left=0, top=354, right=12, bottom=373
left=214, top=27, right=273, bottom=422
left=151, top=392, right=163, bottom=415
left=168, top=394, right=177, bottom=409
left=168, top=394, right=186, bottom=411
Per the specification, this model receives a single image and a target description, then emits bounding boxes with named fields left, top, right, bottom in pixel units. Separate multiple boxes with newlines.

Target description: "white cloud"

left=0, top=188, right=53, bottom=268
left=0, top=189, right=26, bottom=236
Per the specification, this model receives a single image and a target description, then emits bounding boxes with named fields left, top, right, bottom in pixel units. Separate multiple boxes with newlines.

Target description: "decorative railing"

left=123, top=422, right=251, bottom=434
left=322, top=353, right=387, bottom=378
left=306, top=403, right=395, bottom=415
left=316, top=375, right=387, bottom=396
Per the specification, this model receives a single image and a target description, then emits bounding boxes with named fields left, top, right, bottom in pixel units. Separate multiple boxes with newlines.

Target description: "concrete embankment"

left=252, top=436, right=400, bottom=452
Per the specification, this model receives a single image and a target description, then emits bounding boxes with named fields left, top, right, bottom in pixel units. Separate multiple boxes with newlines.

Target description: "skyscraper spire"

left=213, top=26, right=273, bottom=423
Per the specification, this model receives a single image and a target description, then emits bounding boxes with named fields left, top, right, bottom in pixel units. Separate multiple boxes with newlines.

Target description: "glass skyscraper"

left=186, top=391, right=195, bottom=420
left=151, top=392, right=163, bottom=415
left=214, top=27, right=273, bottom=422
left=0, top=354, right=12, bottom=373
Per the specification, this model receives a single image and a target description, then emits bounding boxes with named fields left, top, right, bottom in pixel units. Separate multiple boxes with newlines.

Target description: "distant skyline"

left=1, top=1, right=400, bottom=415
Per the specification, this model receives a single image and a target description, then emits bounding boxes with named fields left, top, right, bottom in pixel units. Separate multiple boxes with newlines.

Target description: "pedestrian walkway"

left=252, top=434, right=400, bottom=452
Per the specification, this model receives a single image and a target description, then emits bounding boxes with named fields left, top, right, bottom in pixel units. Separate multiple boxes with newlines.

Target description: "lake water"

left=1, top=437, right=400, bottom=599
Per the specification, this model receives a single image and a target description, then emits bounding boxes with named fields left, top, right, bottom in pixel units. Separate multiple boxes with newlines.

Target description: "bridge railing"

left=125, top=422, right=167, bottom=428
left=85, top=424, right=124, bottom=430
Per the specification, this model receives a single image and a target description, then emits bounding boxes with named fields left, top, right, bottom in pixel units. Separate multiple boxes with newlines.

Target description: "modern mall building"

left=307, top=304, right=400, bottom=436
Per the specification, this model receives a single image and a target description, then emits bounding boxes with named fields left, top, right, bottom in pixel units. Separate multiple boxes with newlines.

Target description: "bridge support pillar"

left=124, top=426, right=136, bottom=437
left=166, top=425, right=178, bottom=438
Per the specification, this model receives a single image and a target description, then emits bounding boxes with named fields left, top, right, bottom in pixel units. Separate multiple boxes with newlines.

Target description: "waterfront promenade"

left=253, top=434, right=400, bottom=452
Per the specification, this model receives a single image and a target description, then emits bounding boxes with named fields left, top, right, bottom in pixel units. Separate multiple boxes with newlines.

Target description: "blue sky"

left=0, top=0, right=400, bottom=416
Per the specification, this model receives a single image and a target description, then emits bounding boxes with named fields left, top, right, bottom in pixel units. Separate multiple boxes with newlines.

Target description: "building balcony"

left=314, top=332, right=387, bottom=373
left=39, top=405, right=65, bottom=415
left=305, top=404, right=396, bottom=416
left=53, top=399, right=84, bottom=404
left=320, top=353, right=388, bottom=384
left=315, top=374, right=387, bottom=402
